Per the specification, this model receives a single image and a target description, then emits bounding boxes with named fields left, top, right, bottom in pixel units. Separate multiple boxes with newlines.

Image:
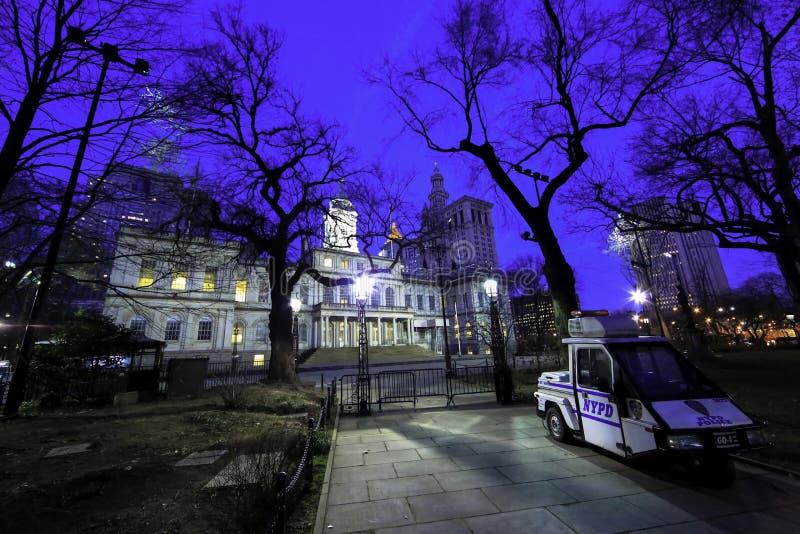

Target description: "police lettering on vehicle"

left=583, top=398, right=614, bottom=418
left=696, top=415, right=733, bottom=427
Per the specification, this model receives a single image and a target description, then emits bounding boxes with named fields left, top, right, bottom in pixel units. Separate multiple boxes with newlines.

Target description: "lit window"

left=340, top=285, right=350, bottom=305
left=203, top=268, right=217, bottom=291
left=165, top=317, right=181, bottom=341
left=340, top=258, right=349, bottom=269
left=197, top=317, right=212, bottom=341
left=171, top=263, right=188, bottom=290
left=323, top=257, right=333, bottom=267
left=235, top=280, right=247, bottom=302
left=130, top=316, right=146, bottom=336
left=137, top=259, right=156, bottom=287
left=253, top=354, right=266, bottom=367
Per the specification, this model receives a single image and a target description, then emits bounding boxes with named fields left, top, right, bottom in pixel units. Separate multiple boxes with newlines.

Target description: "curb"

left=732, top=453, right=800, bottom=479
left=313, top=397, right=340, bottom=534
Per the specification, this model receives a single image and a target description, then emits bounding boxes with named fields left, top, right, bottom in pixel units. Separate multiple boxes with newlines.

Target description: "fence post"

left=326, top=386, right=332, bottom=420
left=274, top=470, right=287, bottom=534
left=307, top=417, right=315, bottom=483
left=319, top=398, right=326, bottom=429
left=320, top=373, right=324, bottom=390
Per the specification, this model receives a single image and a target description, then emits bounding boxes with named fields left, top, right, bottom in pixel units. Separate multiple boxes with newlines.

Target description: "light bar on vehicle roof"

left=570, top=310, right=609, bottom=318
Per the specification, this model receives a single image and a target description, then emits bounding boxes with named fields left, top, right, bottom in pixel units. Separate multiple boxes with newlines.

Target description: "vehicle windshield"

left=607, top=342, right=725, bottom=401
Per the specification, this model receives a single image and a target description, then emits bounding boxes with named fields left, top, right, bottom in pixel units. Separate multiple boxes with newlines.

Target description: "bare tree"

left=594, top=2, right=800, bottom=314
left=375, top=0, right=683, bottom=360
left=177, top=10, right=418, bottom=382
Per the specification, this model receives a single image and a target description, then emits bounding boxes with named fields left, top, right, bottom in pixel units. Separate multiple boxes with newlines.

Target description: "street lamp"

left=484, top=279, right=512, bottom=405
left=3, top=29, right=149, bottom=416
left=290, top=297, right=301, bottom=366
left=354, top=273, right=371, bottom=415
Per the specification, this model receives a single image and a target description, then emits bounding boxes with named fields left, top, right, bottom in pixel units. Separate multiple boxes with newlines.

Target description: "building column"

left=407, top=319, right=413, bottom=345
left=322, top=316, right=328, bottom=348
left=392, top=318, right=397, bottom=345
left=377, top=317, right=382, bottom=345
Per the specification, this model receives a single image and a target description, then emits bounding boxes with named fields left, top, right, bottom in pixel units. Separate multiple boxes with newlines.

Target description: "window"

left=405, top=294, right=412, bottom=308
left=235, top=280, right=247, bottom=302
left=429, top=295, right=436, bottom=311
left=340, top=258, right=350, bottom=269
left=253, top=354, right=266, bottom=367
left=371, top=287, right=381, bottom=307
left=577, top=348, right=612, bottom=390
left=130, top=316, right=146, bottom=336
left=171, top=263, right=188, bottom=290
left=231, top=322, right=244, bottom=344
left=165, top=317, right=181, bottom=341
left=323, top=256, right=333, bottom=268
left=299, top=323, right=308, bottom=342
left=323, top=285, right=335, bottom=304
left=463, top=292, right=470, bottom=310
left=137, top=259, right=156, bottom=287
left=203, top=267, right=217, bottom=291
left=197, top=317, right=213, bottom=341
left=300, top=285, right=309, bottom=304
left=255, top=322, right=267, bottom=342
left=340, top=284, right=350, bottom=305
left=477, top=292, right=485, bottom=307
left=417, top=294, right=424, bottom=309
left=258, top=277, right=270, bottom=303
left=385, top=287, right=395, bottom=307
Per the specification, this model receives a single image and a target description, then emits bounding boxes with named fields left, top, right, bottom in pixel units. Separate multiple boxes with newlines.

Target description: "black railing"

left=339, top=363, right=495, bottom=412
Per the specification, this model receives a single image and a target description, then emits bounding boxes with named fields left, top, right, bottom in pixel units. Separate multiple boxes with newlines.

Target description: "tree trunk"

left=775, top=248, right=800, bottom=317
left=535, top=215, right=580, bottom=367
left=267, top=257, right=296, bottom=383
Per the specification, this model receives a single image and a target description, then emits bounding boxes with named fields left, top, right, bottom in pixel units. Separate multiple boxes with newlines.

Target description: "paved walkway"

left=318, top=399, right=800, bottom=533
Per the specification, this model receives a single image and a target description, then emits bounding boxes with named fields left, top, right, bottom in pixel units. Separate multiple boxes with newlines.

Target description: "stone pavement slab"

left=319, top=402, right=800, bottom=533
left=45, top=442, right=95, bottom=458
left=175, top=449, right=227, bottom=467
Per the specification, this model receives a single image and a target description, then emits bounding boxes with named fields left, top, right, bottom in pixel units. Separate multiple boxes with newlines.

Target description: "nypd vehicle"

left=535, top=311, right=770, bottom=485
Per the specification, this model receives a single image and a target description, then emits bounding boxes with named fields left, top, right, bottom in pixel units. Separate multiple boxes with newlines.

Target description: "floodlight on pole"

left=484, top=278, right=512, bottom=405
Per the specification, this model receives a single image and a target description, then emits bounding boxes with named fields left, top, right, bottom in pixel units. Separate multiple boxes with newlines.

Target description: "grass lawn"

left=0, top=382, right=328, bottom=533
left=696, top=348, right=800, bottom=473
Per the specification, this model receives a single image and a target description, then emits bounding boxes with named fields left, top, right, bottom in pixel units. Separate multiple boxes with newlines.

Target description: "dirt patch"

left=0, top=382, right=325, bottom=533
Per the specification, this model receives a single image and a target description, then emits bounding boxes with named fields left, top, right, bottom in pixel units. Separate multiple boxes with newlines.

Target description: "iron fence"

left=339, top=363, right=495, bottom=413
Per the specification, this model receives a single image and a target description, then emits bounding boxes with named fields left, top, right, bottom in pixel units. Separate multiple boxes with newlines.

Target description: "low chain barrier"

left=269, top=380, right=335, bottom=534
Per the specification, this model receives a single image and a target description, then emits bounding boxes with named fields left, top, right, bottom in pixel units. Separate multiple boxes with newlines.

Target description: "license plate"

left=714, top=431, right=739, bottom=448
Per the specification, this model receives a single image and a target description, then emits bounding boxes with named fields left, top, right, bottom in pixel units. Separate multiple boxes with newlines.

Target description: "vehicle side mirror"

left=596, top=376, right=612, bottom=394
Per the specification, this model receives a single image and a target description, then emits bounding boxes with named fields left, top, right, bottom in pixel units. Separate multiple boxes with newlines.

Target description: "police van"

left=535, top=311, right=770, bottom=485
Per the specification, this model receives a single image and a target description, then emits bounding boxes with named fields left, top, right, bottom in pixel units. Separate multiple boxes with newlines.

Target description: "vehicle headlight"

left=745, top=429, right=768, bottom=447
left=667, top=434, right=704, bottom=450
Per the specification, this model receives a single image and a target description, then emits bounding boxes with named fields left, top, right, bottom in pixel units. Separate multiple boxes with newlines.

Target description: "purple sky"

left=186, top=1, right=775, bottom=310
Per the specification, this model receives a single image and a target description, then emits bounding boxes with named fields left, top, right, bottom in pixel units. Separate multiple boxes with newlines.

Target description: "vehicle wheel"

left=699, top=454, right=736, bottom=488
left=545, top=406, right=569, bottom=443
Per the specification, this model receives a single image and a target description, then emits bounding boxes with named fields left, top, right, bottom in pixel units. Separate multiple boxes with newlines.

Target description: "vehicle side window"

left=577, top=348, right=612, bottom=390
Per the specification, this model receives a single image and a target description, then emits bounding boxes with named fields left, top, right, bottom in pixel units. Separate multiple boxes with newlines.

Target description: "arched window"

left=255, top=321, right=267, bottom=343
left=164, top=317, right=181, bottom=341
left=299, top=323, right=308, bottom=342
left=197, top=317, right=213, bottom=341
left=339, top=284, right=350, bottom=305
left=370, top=287, right=381, bottom=307
left=130, top=316, right=146, bottom=336
left=385, top=287, right=395, bottom=307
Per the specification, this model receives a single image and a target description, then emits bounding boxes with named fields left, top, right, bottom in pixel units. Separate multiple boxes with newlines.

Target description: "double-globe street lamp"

left=3, top=28, right=149, bottom=416
left=355, top=274, right=371, bottom=415
left=484, top=279, right=513, bottom=405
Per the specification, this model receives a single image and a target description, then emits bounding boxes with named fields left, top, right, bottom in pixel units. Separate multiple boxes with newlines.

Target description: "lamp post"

left=290, top=297, right=301, bottom=367
left=434, top=245, right=453, bottom=372
left=354, top=273, right=371, bottom=415
left=484, top=279, right=513, bottom=405
left=3, top=29, right=149, bottom=416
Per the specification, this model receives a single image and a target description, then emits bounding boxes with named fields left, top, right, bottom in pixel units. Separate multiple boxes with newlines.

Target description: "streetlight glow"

left=630, top=288, right=647, bottom=305
left=355, top=273, right=371, bottom=302
left=483, top=278, right=498, bottom=298
left=290, top=297, right=301, bottom=313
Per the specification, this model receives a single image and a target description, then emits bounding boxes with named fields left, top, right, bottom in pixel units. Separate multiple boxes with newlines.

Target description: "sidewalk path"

left=319, top=400, right=800, bottom=533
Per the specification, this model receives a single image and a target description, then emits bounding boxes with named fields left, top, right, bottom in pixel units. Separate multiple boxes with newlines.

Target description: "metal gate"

left=339, top=363, right=495, bottom=414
